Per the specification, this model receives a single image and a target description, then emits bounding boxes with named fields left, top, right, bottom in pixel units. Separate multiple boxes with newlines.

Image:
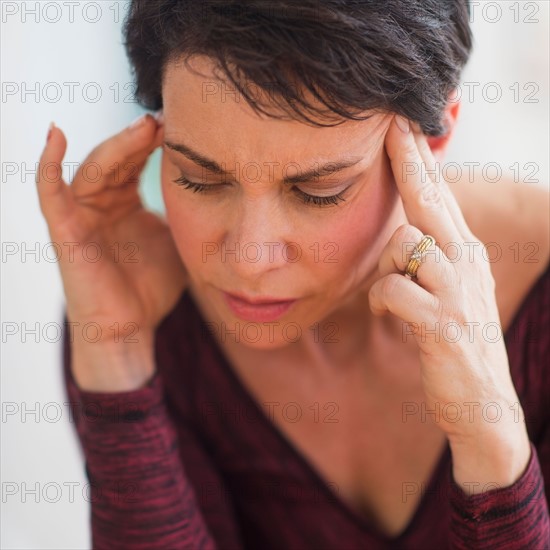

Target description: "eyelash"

left=172, top=175, right=347, bottom=207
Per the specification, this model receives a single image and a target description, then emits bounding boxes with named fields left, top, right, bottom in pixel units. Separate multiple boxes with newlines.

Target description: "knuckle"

left=439, top=264, right=457, bottom=289
left=401, top=139, right=418, bottom=159
left=379, top=273, right=402, bottom=300
left=393, top=223, right=418, bottom=243
left=478, top=263, right=496, bottom=290
left=415, top=181, right=444, bottom=210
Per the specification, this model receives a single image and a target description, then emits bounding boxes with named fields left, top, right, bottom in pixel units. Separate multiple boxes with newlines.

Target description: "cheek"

left=327, top=171, right=398, bottom=271
left=161, top=161, right=218, bottom=271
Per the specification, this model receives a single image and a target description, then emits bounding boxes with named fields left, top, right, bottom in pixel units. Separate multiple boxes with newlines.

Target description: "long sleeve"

left=448, top=262, right=550, bottom=549
left=62, top=317, right=241, bottom=550
left=448, top=440, right=550, bottom=549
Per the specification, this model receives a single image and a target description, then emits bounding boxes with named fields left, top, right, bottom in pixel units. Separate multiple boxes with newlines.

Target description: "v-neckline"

left=184, top=264, right=550, bottom=544
left=186, top=292, right=451, bottom=542
left=183, top=262, right=548, bottom=541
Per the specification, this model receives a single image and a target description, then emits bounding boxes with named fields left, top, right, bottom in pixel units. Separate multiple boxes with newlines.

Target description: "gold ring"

left=405, top=235, right=436, bottom=278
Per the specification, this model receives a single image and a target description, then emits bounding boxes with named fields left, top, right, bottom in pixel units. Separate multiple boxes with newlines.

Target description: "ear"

left=426, top=92, right=461, bottom=162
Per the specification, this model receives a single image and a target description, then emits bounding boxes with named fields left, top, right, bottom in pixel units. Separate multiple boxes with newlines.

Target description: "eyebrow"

left=163, top=140, right=363, bottom=184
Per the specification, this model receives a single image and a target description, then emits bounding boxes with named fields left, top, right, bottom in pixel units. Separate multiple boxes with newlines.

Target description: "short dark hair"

left=123, top=0, right=472, bottom=136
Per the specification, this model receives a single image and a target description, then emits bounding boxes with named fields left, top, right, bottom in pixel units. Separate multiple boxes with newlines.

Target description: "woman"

left=36, top=0, right=549, bottom=548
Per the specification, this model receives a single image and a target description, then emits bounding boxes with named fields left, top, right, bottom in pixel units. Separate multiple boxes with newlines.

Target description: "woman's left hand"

left=368, top=115, right=532, bottom=492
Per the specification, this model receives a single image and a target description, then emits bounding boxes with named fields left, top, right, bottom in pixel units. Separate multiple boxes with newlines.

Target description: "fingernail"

left=154, top=110, right=164, bottom=126
left=129, top=114, right=148, bottom=131
left=395, top=115, right=410, bottom=134
left=46, top=121, right=55, bottom=143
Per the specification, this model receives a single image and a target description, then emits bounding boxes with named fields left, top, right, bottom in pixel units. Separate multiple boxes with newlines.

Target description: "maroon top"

left=63, top=262, right=550, bottom=549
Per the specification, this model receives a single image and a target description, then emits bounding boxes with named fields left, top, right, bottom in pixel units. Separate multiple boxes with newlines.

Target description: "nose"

left=223, top=194, right=294, bottom=280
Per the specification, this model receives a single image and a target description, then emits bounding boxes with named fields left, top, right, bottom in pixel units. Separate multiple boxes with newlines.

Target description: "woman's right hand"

left=36, top=114, right=188, bottom=392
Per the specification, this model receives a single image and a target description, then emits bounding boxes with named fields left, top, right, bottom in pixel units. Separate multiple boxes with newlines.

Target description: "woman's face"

left=160, top=56, right=405, bottom=349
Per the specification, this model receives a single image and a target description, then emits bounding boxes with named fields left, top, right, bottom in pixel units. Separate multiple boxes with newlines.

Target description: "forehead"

left=162, top=55, right=390, bottom=164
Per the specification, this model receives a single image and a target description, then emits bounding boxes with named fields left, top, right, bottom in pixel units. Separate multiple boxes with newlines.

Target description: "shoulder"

left=448, top=175, right=550, bottom=333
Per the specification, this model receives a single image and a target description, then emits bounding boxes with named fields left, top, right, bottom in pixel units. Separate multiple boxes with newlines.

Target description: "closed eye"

left=172, top=174, right=347, bottom=208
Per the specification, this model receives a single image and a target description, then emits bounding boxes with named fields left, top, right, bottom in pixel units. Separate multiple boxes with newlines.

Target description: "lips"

left=224, top=291, right=296, bottom=305
left=222, top=291, right=297, bottom=322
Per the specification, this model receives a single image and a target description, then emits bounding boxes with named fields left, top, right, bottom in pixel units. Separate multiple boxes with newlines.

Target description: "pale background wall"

left=1, top=1, right=548, bottom=548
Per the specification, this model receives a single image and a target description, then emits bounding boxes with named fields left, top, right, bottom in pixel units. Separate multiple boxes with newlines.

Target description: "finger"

left=385, top=115, right=460, bottom=246
left=36, top=123, right=74, bottom=222
left=146, top=117, right=165, bottom=162
left=377, top=224, right=456, bottom=292
left=411, top=127, right=476, bottom=241
left=378, top=224, right=424, bottom=275
left=102, top=115, right=165, bottom=188
left=96, top=120, right=165, bottom=193
left=120, top=120, right=164, bottom=186
left=71, top=113, right=161, bottom=197
left=368, top=273, right=440, bottom=328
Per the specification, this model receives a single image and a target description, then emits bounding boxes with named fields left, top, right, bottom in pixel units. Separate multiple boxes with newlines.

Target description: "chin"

left=237, top=336, right=297, bottom=351
left=215, top=317, right=310, bottom=351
